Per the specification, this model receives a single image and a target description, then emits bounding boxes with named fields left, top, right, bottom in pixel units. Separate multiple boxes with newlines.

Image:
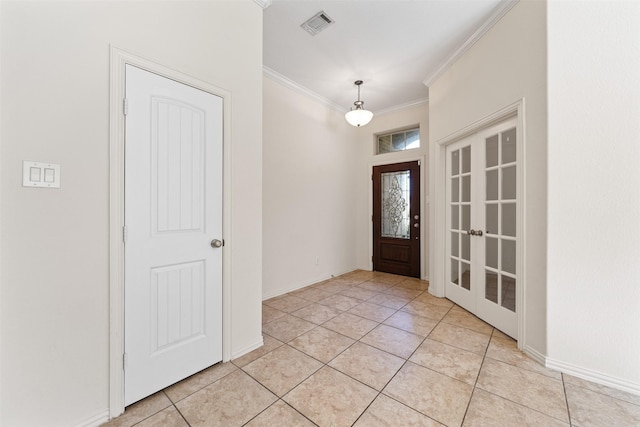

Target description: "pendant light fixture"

left=345, top=80, right=373, bottom=127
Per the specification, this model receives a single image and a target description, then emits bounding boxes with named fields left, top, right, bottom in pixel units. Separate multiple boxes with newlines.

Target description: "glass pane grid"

left=483, top=128, right=516, bottom=313
left=377, top=128, right=420, bottom=154
left=501, top=271, right=516, bottom=279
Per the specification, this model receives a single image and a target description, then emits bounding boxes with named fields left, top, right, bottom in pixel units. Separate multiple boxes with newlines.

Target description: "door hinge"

left=123, top=353, right=128, bottom=370
left=122, top=225, right=128, bottom=243
left=123, top=98, right=129, bottom=116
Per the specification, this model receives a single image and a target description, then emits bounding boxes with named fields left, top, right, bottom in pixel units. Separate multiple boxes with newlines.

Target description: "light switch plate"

left=23, top=161, right=61, bottom=188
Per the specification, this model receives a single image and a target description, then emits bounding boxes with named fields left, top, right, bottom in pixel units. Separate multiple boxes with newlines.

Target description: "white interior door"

left=446, top=118, right=518, bottom=338
left=124, top=65, right=223, bottom=405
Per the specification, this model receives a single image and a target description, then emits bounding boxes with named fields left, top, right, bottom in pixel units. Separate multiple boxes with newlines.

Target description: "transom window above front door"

left=377, top=128, right=420, bottom=154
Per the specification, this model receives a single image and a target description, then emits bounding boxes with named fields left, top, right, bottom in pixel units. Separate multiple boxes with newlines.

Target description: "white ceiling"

left=263, top=0, right=509, bottom=113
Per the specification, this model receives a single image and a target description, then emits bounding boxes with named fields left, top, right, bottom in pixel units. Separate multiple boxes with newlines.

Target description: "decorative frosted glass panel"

left=486, top=170, right=498, bottom=201
left=461, top=233, right=470, bottom=261
left=381, top=171, right=410, bottom=239
left=502, top=203, right=516, bottom=237
left=462, top=146, right=471, bottom=173
left=486, top=135, right=499, bottom=167
left=486, top=204, right=498, bottom=235
left=461, top=262, right=471, bottom=290
left=462, top=176, right=471, bottom=202
left=461, top=205, right=470, bottom=231
left=502, top=166, right=516, bottom=200
left=502, top=277, right=516, bottom=312
left=451, top=150, right=459, bottom=175
left=451, top=177, right=459, bottom=202
left=377, top=128, right=420, bottom=154
left=486, top=237, right=498, bottom=269
left=485, top=270, right=498, bottom=304
left=502, top=240, right=516, bottom=274
left=451, top=232, right=459, bottom=257
left=502, top=128, right=516, bottom=163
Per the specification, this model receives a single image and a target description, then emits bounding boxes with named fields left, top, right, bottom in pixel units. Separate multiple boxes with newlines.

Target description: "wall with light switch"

left=0, top=1, right=263, bottom=426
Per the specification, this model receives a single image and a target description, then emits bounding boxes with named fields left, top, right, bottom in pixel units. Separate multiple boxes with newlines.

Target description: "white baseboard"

left=73, top=409, right=110, bottom=427
left=546, top=357, right=640, bottom=397
left=523, top=344, right=546, bottom=365
left=231, top=336, right=264, bottom=360
left=262, top=268, right=357, bottom=300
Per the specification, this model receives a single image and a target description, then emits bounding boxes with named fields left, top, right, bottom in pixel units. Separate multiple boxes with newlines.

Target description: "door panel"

left=446, top=141, right=476, bottom=310
left=445, top=119, right=518, bottom=338
left=476, top=122, right=518, bottom=337
left=373, top=161, right=420, bottom=278
left=124, top=65, right=223, bottom=405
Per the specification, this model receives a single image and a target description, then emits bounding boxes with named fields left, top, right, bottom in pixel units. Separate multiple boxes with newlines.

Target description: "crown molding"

left=423, top=0, right=519, bottom=88
left=375, top=97, right=429, bottom=117
left=253, top=0, right=272, bottom=9
left=263, top=66, right=347, bottom=113
left=264, top=66, right=430, bottom=117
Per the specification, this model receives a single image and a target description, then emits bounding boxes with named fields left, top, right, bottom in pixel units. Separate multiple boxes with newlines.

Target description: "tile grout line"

left=341, top=276, right=434, bottom=426
left=356, top=299, right=457, bottom=426
left=168, top=390, right=192, bottom=427
left=459, top=326, right=494, bottom=425
left=561, top=373, right=575, bottom=426
left=467, top=338, right=575, bottom=424
left=257, top=275, right=435, bottom=426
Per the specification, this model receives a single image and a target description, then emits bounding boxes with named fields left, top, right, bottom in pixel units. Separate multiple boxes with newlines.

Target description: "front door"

left=445, top=118, right=518, bottom=338
left=373, top=161, right=421, bottom=278
left=124, top=65, right=223, bottom=405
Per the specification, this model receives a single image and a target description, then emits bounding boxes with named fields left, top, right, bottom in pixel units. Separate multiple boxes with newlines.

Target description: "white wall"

left=354, top=104, right=430, bottom=279
left=547, top=1, right=640, bottom=393
left=0, top=2, right=263, bottom=426
left=428, top=0, right=548, bottom=354
left=262, top=77, right=359, bottom=299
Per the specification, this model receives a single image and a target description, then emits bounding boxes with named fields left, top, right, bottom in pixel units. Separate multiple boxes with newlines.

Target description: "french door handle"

left=467, top=229, right=484, bottom=237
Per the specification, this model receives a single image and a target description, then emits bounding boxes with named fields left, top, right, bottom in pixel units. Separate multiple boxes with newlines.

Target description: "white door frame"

left=108, top=47, right=233, bottom=417
left=368, top=155, right=427, bottom=280
left=430, top=99, right=526, bottom=349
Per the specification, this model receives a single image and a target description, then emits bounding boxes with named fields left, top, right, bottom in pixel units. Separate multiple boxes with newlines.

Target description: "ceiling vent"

left=300, top=11, right=334, bottom=36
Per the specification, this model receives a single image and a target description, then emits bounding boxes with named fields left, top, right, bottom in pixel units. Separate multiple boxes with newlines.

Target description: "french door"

left=445, top=118, right=518, bottom=338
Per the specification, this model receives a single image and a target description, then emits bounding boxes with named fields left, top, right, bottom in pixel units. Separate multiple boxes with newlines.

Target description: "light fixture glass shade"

left=345, top=108, right=373, bottom=127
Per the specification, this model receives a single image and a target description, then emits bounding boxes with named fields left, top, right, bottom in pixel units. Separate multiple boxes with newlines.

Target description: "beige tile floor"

left=104, top=270, right=640, bottom=427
